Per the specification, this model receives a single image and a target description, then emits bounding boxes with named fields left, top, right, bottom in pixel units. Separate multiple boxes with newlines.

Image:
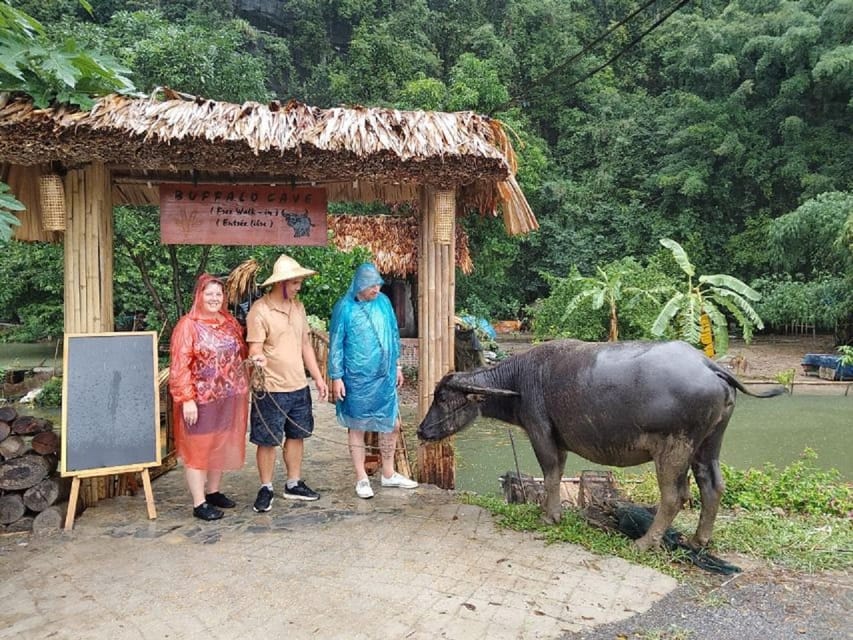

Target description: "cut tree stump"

left=0, top=493, right=26, bottom=524
left=0, top=407, right=17, bottom=423
left=11, top=416, right=53, bottom=436
left=0, top=454, right=50, bottom=490
left=5, top=515, right=34, bottom=532
left=32, top=506, right=63, bottom=535
left=23, top=477, right=63, bottom=512
left=0, top=420, right=10, bottom=441
left=0, top=435, right=25, bottom=460
left=31, top=431, right=60, bottom=455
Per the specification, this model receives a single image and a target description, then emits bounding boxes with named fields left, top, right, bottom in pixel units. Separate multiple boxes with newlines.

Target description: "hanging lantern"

left=38, top=174, right=67, bottom=231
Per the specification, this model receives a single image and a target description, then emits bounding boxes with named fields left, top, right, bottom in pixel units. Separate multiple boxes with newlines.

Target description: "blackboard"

left=61, top=332, right=161, bottom=475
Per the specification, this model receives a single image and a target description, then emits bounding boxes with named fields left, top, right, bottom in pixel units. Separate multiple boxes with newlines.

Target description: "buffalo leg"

left=527, top=427, right=567, bottom=523
left=690, top=428, right=727, bottom=547
left=635, top=446, right=693, bottom=551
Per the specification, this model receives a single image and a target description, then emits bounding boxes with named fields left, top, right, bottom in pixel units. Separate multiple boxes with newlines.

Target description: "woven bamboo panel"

left=38, top=174, right=66, bottom=231
left=433, top=190, right=455, bottom=244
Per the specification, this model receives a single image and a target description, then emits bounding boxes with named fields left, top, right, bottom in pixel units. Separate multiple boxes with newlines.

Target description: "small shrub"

left=773, top=368, right=796, bottom=386
left=721, top=449, right=851, bottom=516
left=34, top=376, right=62, bottom=408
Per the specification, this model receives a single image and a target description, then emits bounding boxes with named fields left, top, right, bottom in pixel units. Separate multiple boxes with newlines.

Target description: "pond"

left=453, top=394, right=853, bottom=495
left=0, top=341, right=62, bottom=370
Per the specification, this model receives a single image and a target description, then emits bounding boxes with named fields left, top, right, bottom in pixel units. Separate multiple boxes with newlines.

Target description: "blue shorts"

left=250, top=387, right=314, bottom=446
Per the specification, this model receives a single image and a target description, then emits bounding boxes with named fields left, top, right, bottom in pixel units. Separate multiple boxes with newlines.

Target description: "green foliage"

left=329, top=8, right=440, bottom=105
left=766, top=191, right=853, bottom=276
left=270, top=244, right=372, bottom=321
left=652, top=239, right=764, bottom=354
left=530, top=258, right=673, bottom=341
left=3, top=0, right=852, bottom=351
left=446, top=53, right=508, bottom=113
left=0, top=182, right=24, bottom=242
left=0, top=0, right=135, bottom=108
left=33, top=374, right=62, bottom=407
left=839, top=345, right=853, bottom=366
left=772, top=368, right=796, bottom=386
left=720, top=449, right=851, bottom=517
left=456, top=215, right=523, bottom=321
left=57, top=9, right=271, bottom=101
left=0, top=240, right=63, bottom=341
left=559, top=259, right=670, bottom=341
left=529, top=268, right=607, bottom=341
left=752, top=274, right=851, bottom=332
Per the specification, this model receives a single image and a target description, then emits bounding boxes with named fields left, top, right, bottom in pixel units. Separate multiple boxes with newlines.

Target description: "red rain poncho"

left=169, top=274, right=249, bottom=470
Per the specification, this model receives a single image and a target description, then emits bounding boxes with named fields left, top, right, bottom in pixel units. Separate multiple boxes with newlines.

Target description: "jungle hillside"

left=0, top=0, right=850, bottom=347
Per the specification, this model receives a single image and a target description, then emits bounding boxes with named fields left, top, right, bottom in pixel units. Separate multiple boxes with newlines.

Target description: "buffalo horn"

left=447, top=382, right=519, bottom=397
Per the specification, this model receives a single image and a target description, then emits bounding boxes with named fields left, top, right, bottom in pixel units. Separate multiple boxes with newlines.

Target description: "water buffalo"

left=417, top=340, right=786, bottom=551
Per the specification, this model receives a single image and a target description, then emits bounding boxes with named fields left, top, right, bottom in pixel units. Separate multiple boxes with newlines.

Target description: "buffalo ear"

left=447, top=382, right=520, bottom=398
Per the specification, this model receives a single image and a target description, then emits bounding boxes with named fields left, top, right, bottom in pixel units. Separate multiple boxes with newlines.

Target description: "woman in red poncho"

left=169, top=274, right=249, bottom=521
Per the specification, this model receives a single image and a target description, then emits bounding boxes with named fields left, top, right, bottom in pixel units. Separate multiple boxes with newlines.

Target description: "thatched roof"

left=0, top=92, right=538, bottom=236
left=329, top=214, right=473, bottom=277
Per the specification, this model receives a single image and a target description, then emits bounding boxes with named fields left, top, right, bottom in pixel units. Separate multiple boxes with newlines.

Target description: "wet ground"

left=0, top=389, right=678, bottom=640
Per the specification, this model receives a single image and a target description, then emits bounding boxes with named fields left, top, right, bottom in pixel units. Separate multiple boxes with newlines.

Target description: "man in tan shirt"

left=246, top=255, right=328, bottom=512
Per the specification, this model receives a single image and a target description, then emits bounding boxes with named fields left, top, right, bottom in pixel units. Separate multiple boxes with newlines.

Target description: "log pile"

left=0, top=406, right=78, bottom=535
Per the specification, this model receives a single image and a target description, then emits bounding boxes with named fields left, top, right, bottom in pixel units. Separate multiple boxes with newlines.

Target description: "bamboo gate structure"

left=0, top=92, right=537, bottom=506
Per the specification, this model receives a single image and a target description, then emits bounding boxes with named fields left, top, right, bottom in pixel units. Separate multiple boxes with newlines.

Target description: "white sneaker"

left=355, top=478, right=374, bottom=499
left=380, top=472, right=418, bottom=489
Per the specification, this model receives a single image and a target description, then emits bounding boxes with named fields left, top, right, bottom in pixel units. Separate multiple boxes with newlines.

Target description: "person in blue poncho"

left=329, top=263, right=419, bottom=499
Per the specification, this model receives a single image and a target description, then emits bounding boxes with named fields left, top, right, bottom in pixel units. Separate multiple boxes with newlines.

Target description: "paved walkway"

left=0, top=391, right=677, bottom=639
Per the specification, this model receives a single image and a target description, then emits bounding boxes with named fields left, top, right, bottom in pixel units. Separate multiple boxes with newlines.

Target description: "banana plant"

left=651, top=238, right=764, bottom=355
left=563, top=263, right=665, bottom=342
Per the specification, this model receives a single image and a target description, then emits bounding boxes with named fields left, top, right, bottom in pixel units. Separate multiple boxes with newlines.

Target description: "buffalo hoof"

left=541, top=511, right=562, bottom=525
left=689, top=535, right=711, bottom=550
left=633, top=535, right=660, bottom=552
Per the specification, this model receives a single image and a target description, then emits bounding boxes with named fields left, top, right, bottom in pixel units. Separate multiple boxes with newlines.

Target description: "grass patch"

left=464, top=451, right=852, bottom=575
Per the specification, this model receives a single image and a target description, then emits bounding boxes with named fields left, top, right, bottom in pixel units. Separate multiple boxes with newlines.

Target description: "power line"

left=496, top=0, right=692, bottom=112
left=561, top=0, right=692, bottom=92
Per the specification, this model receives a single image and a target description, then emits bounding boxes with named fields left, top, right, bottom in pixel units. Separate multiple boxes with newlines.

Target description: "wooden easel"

left=64, top=465, right=157, bottom=529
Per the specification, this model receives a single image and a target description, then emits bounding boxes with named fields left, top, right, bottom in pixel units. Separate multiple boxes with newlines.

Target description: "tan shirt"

left=245, top=294, right=310, bottom=392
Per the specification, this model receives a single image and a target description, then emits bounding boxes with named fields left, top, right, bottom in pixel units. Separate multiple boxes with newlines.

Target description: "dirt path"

left=722, top=334, right=839, bottom=382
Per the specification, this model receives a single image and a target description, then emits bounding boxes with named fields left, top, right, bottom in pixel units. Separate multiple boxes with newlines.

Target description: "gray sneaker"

left=284, top=480, right=320, bottom=501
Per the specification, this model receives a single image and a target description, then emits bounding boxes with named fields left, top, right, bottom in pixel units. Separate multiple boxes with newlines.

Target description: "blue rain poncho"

left=328, top=264, right=401, bottom=432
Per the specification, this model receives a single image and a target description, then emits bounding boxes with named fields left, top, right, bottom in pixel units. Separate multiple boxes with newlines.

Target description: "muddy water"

left=454, top=394, right=853, bottom=495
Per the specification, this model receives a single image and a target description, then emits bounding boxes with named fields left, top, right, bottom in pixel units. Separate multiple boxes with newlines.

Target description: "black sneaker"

left=205, top=491, right=236, bottom=509
left=283, top=480, right=320, bottom=501
left=253, top=486, right=274, bottom=512
left=193, top=502, right=224, bottom=521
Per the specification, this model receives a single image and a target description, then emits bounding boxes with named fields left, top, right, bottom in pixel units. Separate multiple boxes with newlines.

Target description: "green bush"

left=34, top=375, right=62, bottom=408
left=721, top=449, right=851, bottom=517
left=528, top=258, right=674, bottom=341
left=752, top=274, right=851, bottom=332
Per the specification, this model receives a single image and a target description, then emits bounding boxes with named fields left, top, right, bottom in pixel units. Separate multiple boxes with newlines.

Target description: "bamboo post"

left=416, top=187, right=457, bottom=489
left=64, top=162, right=114, bottom=334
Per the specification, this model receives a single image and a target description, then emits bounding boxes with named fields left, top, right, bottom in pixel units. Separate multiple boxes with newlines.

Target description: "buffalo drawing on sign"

left=417, top=339, right=786, bottom=551
left=285, top=211, right=315, bottom=237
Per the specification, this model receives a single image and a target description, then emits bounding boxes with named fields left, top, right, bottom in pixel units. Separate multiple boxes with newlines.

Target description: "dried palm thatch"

left=328, top=214, right=472, bottom=277
left=0, top=92, right=537, bottom=235
left=224, top=258, right=260, bottom=306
